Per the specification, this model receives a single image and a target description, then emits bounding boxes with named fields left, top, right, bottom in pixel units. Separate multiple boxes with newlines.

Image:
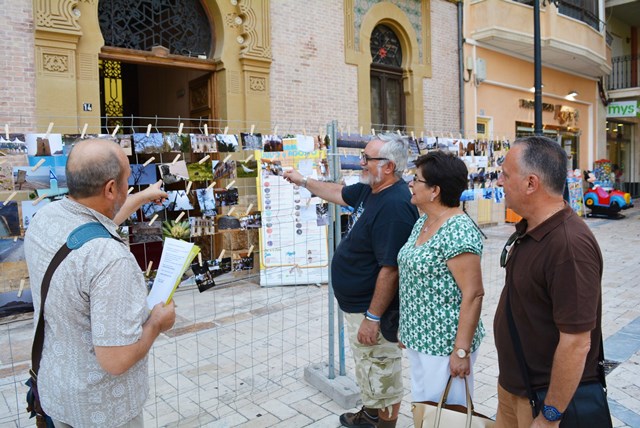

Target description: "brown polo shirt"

left=494, top=205, right=603, bottom=396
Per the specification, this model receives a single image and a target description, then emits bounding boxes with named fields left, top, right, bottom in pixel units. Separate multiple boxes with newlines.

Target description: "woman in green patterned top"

left=398, top=151, right=485, bottom=406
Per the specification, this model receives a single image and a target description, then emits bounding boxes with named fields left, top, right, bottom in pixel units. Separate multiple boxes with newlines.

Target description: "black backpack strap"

left=30, top=222, right=121, bottom=377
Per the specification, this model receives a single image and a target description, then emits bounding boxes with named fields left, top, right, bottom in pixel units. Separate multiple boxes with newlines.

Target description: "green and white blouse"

left=398, top=214, right=485, bottom=356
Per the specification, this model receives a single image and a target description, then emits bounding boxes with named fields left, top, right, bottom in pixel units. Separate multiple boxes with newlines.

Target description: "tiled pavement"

left=1, top=203, right=640, bottom=427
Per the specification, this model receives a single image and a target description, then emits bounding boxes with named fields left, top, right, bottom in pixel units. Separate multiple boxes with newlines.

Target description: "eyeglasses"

left=360, top=150, right=388, bottom=165
left=413, top=174, right=428, bottom=184
left=500, top=230, right=524, bottom=268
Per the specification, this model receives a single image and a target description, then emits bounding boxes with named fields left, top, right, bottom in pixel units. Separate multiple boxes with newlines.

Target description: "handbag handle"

left=435, top=376, right=473, bottom=428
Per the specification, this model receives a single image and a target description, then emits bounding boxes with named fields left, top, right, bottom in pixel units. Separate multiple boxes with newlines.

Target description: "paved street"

left=1, top=204, right=640, bottom=427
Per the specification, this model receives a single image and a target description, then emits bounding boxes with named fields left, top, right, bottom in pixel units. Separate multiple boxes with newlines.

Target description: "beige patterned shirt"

left=24, top=197, right=149, bottom=427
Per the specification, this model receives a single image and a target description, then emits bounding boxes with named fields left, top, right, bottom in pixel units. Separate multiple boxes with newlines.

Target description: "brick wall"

left=269, top=0, right=358, bottom=131
left=423, top=0, right=460, bottom=135
left=0, top=0, right=36, bottom=132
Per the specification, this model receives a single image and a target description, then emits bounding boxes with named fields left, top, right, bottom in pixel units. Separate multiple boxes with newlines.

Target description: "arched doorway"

left=370, top=24, right=406, bottom=131
left=97, top=0, right=215, bottom=132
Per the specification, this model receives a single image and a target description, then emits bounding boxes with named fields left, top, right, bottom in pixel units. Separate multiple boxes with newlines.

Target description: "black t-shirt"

left=332, top=180, right=418, bottom=313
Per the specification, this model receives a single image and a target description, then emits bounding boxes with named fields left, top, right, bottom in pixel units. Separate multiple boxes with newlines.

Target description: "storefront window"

left=515, top=122, right=579, bottom=171
left=606, top=121, right=633, bottom=193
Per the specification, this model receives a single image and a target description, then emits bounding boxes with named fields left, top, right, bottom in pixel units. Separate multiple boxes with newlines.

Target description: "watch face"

left=542, top=405, right=562, bottom=421
left=456, top=349, right=467, bottom=358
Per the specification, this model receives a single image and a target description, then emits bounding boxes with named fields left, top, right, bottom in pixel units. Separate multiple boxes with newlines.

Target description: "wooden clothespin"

left=245, top=203, right=253, bottom=215
left=396, top=129, right=402, bottom=136
left=198, top=154, right=210, bottom=164
left=80, top=123, right=88, bottom=139
left=142, top=157, right=155, bottom=167
left=302, top=128, right=307, bottom=136
left=228, top=206, right=236, bottom=215
left=17, top=279, right=25, bottom=298
left=32, top=193, right=47, bottom=206
left=223, top=126, right=228, bottom=135
left=225, top=180, right=236, bottom=190
left=172, top=153, right=181, bottom=164
left=198, top=252, right=203, bottom=267
left=359, top=126, right=363, bottom=136
left=145, top=261, right=153, bottom=277
left=248, top=245, right=254, bottom=255
left=250, top=124, right=255, bottom=134
left=216, top=249, right=226, bottom=262
left=274, top=125, right=278, bottom=135
left=111, top=124, right=120, bottom=137
left=347, top=126, right=351, bottom=136
left=206, top=181, right=217, bottom=190
left=4, top=124, right=8, bottom=140
left=145, top=124, right=152, bottom=137
left=245, top=154, right=254, bottom=162
left=185, top=181, right=193, bottom=194
left=127, top=187, right=134, bottom=195
left=3, top=191, right=17, bottom=204
left=223, top=154, right=232, bottom=163
left=176, top=211, right=186, bottom=222
left=148, top=213, right=159, bottom=226
left=371, top=128, right=375, bottom=136
left=421, top=131, right=424, bottom=139
left=31, top=158, right=46, bottom=172
left=411, top=131, right=415, bottom=140
left=178, top=122, right=184, bottom=136
left=204, top=124, right=209, bottom=136
left=45, top=122, right=54, bottom=139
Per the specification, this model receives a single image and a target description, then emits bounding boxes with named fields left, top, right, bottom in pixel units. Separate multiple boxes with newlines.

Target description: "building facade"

left=0, top=0, right=461, bottom=138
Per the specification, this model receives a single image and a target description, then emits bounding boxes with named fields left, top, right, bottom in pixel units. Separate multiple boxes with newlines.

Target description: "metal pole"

left=534, top=0, right=543, bottom=135
left=326, top=120, right=338, bottom=379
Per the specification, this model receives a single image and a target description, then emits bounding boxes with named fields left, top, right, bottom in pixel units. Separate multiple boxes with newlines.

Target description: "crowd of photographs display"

left=1, top=129, right=514, bottom=314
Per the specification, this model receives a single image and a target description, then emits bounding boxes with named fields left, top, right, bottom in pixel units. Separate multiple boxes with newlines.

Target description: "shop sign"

left=606, top=101, right=640, bottom=118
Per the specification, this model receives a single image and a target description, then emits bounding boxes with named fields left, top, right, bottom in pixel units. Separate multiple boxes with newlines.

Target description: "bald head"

left=66, top=139, right=128, bottom=198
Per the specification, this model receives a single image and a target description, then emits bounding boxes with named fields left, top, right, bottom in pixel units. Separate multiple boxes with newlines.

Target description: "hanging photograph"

left=141, top=199, right=170, bottom=221
left=236, top=159, right=258, bottom=178
left=0, top=164, right=14, bottom=191
left=239, top=213, right=261, bottom=229
left=28, top=156, right=67, bottom=189
left=191, top=261, right=217, bottom=293
left=166, top=190, right=194, bottom=211
left=316, top=203, right=329, bottom=226
left=190, top=134, right=217, bottom=153
left=130, top=222, right=163, bottom=244
left=339, top=154, right=362, bottom=170
left=163, top=133, right=185, bottom=152
left=187, top=160, right=214, bottom=181
left=208, top=257, right=232, bottom=276
left=128, top=164, right=158, bottom=186
left=215, top=134, right=238, bottom=152
left=133, top=133, right=164, bottom=154
left=240, top=133, right=263, bottom=151
left=190, top=217, right=215, bottom=236
left=0, top=202, right=20, bottom=237
left=214, top=188, right=239, bottom=207
left=212, top=160, right=236, bottom=180
left=195, top=188, right=217, bottom=217
left=12, top=167, right=51, bottom=190
left=25, top=134, right=64, bottom=156
left=118, top=135, right=133, bottom=155
left=158, top=160, right=190, bottom=184
left=0, top=134, right=27, bottom=154
left=232, top=253, right=254, bottom=271
left=0, top=289, right=33, bottom=319
left=263, top=135, right=283, bottom=152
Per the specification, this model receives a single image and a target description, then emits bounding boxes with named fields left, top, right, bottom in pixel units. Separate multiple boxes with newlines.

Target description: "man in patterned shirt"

left=284, top=133, right=418, bottom=428
left=25, top=139, right=176, bottom=427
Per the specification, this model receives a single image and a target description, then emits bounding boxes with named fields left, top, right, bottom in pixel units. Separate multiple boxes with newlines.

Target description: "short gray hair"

left=513, top=136, right=567, bottom=195
left=66, top=141, right=125, bottom=198
left=376, top=133, right=410, bottom=178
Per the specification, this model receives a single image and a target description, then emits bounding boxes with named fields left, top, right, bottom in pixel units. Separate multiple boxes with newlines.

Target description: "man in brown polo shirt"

left=493, top=136, right=604, bottom=427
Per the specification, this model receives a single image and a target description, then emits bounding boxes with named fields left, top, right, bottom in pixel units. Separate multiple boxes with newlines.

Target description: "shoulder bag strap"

left=30, top=222, right=121, bottom=377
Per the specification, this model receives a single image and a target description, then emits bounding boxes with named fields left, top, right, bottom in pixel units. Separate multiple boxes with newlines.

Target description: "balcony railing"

left=511, top=0, right=603, bottom=31
left=607, top=55, right=639, bottom=91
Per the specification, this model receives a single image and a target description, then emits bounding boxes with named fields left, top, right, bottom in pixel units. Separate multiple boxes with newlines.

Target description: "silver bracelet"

left=301, top=176, right=309, bottom=188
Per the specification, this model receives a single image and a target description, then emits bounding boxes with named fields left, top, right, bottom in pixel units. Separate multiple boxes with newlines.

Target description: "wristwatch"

left=455, top=348, right=470, bottom=359
left=542, top=404, right=563, bottom=422
left=301, top=176, right=309, bottom=188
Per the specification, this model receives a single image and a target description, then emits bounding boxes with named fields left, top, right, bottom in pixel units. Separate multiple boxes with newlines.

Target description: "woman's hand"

left=449, top=353, right=471, bottom=378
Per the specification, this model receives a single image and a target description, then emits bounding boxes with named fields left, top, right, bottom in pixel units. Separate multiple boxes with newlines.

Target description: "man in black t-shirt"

left=284, top=134, right=418, bottom=428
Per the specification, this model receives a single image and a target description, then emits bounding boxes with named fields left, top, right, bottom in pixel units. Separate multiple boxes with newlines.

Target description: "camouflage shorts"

left=344, top=312, right=404, bottom=409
